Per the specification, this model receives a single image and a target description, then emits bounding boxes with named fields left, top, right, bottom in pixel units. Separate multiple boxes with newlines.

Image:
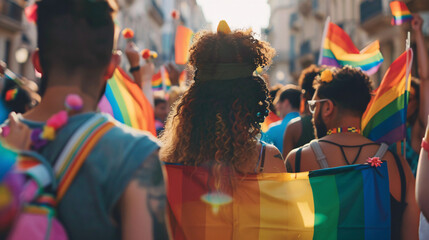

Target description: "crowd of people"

left=0, top=0, right=429, bottom=239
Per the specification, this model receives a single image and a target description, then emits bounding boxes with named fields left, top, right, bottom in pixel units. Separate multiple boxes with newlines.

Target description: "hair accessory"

left=29, top=94, right=83, bottom=150
left=217, top=20, right=231, bottom=34
left=122, top=28, right=134, bottom=39
left=320, top=69, right=333, bottom=83
left=65, top=94, right=83, bottom=111
left=46, top=111, right=68, bottom=130
left=194, top=63, right=255, bottom=81
left=367, top=157, right=382, bottom=167
left=327, top=127, right=361, bottom=135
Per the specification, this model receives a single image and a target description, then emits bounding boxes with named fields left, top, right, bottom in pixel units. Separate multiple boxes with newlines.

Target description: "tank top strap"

left=309, top=140, right=329, bottom=169
left=255, top=141, right=267, bottom=173
left=374, top=143, right=389, bottom=158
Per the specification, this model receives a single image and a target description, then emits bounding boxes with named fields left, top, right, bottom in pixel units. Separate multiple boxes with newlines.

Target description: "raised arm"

left=125, top=42, right=155, bottom=108
left=120, top=150, right=169, bottom=240
left=417, top=117, right=429, bottom=219
left=412, top=14, right=429, bottom=127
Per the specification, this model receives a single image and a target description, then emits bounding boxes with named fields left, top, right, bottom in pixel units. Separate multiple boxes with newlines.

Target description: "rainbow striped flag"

left=152, top=67, right=171, bottom=91
left=175, top=25, right=194, bottom=65
left=362, top=49, right=413, bottom=144
left=98, top=67, right=156, bottom=136
left=390, top=1, right=413, bottom=25
left=165, top=162, right=391, bottom=240
left=318, top=19, right=384, bottom=75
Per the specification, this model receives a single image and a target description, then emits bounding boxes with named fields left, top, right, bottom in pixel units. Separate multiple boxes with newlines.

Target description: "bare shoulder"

left=263, top=144, right=286, bottom=173
left=285, top=144, right=313, bottom=172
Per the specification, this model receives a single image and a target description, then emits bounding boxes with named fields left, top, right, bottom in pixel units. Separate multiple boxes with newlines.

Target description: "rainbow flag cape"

left=390, top=1, right=413, bottom=25
left=165, top=162, right=391, bottom=240
left=152, top=67, right=171, bottom=91
left=98, top=67, right=156, bottom=136
left=175, top=25, right=194, bottom=65
left=318, top=19, right=384, bottom=75
left=362, top=49, right=413, bottom=145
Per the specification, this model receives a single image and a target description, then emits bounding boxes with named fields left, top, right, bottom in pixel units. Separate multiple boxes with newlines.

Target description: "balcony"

left=360, top=0, right=391, bottom=33
left=0, top=0, right=23, bottom=32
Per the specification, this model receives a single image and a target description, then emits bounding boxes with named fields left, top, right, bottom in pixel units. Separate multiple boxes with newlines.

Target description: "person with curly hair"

left=160, top=21, right=284, bottom=179
left=286, top=66, right=419, bottom=240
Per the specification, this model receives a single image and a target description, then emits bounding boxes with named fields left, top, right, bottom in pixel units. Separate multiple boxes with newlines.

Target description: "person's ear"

left=32, top=49, right=43, bottom=75
left=322, top=99, right=335, bottom=117
left=104, top=51, right=121, bottom=80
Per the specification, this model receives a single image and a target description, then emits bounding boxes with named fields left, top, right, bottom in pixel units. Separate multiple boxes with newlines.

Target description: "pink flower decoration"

left=46, top=110, right=68, bottom=130
left=367, top=157, right=382, bottom=167
left=1, top=126, right=10, bottom=137
left=65, top=94, right=83, bottom=111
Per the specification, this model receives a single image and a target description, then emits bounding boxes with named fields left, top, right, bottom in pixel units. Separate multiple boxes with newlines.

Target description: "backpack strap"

left=374, top=143, right=389, bottom=158
left=53, top=115, right=114, bottom=202
left=309, top=140, right=329, bottom=169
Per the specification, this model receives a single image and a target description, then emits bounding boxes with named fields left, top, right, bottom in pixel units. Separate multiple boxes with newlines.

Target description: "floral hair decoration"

left=320, top=69, right=333, bottom=83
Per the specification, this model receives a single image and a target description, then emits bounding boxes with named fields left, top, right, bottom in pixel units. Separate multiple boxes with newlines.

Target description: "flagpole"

left=403, top=32, right=412, bottom=161
left=318, top=16, right=330, bottom=66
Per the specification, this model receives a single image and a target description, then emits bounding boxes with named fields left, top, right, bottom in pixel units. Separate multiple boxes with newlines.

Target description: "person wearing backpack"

left=286, top=67, right=420, bottom=240
left=0, top=0, right=168, bottom=239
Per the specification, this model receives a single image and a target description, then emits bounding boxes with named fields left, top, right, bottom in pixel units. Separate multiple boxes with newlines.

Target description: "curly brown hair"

left=160, top=29, right=275, bottom=188
left=314, top=66, right=373, bottom=116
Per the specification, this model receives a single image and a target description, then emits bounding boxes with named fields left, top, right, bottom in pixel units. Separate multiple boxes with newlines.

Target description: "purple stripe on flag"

left=321, top=57, right=341, bottom=67
left=374, top=124, right=406, bottom=145
left=98, top=95, right=114, bottom=116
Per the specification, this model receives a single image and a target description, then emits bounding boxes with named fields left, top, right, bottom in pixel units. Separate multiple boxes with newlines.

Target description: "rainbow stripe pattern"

left=152, top=68, right=171, bottom=91
left=98, top=67, right=156, bottom=136
left=362, top=49, right=413, bottom=144
left=175, top=25, right=194, bottom=65
left=390, top=1, right=413, bottom=25
left=319, top=21, right=384, bottom=76
left=165, top=162, right=391, bottom=240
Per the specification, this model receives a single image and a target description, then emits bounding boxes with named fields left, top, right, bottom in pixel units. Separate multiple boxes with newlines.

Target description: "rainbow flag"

left=261, top=111, right=281, bottom=132
left=318, top=19, right=384, bottom=76
left=152, top=67, right=171, bottom=91
left=390, top=1, right=413, bottom=25
left=165, top=162, right=391, bottom=240
left=362, top=49, right=413, bottom=145
left=98, top=67, right=156, bottom=136
left=175, top=25, right=194, bottom=65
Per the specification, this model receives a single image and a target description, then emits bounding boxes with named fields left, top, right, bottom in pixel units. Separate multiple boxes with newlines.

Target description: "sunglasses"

left=307, top=99, right=329, bottom=114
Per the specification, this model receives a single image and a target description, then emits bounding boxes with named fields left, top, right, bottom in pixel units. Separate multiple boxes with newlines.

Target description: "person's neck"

left=24, top=75, right=102, bottom=122
left=325, top=115, right=362, bottom=134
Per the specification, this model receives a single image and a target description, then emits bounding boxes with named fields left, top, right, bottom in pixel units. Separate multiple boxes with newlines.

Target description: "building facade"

left=266, top=0, right=429, bottom=85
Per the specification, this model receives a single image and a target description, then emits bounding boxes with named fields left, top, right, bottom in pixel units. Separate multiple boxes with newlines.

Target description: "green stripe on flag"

left=109, top=77, right=132, bottom=126
left=335, top=170, right=365, bottom=240
left=362, top=93, right=407, bottom=136
left=310, top=175, right=339, bottom=240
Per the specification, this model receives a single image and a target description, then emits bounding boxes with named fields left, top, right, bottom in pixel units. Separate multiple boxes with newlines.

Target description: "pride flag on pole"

left=98, top=67, right=156, bottom=136
left=152, top=67, right=171, bottom=91
left=362, top=49, right=413, bottom=144
left=390, top=1, right=413, bottom=25
left=318, top=18, right=384, bottom=75
left=175, top=25, right=194, bottom=65
left=165, top=162, right=391, bottom=240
